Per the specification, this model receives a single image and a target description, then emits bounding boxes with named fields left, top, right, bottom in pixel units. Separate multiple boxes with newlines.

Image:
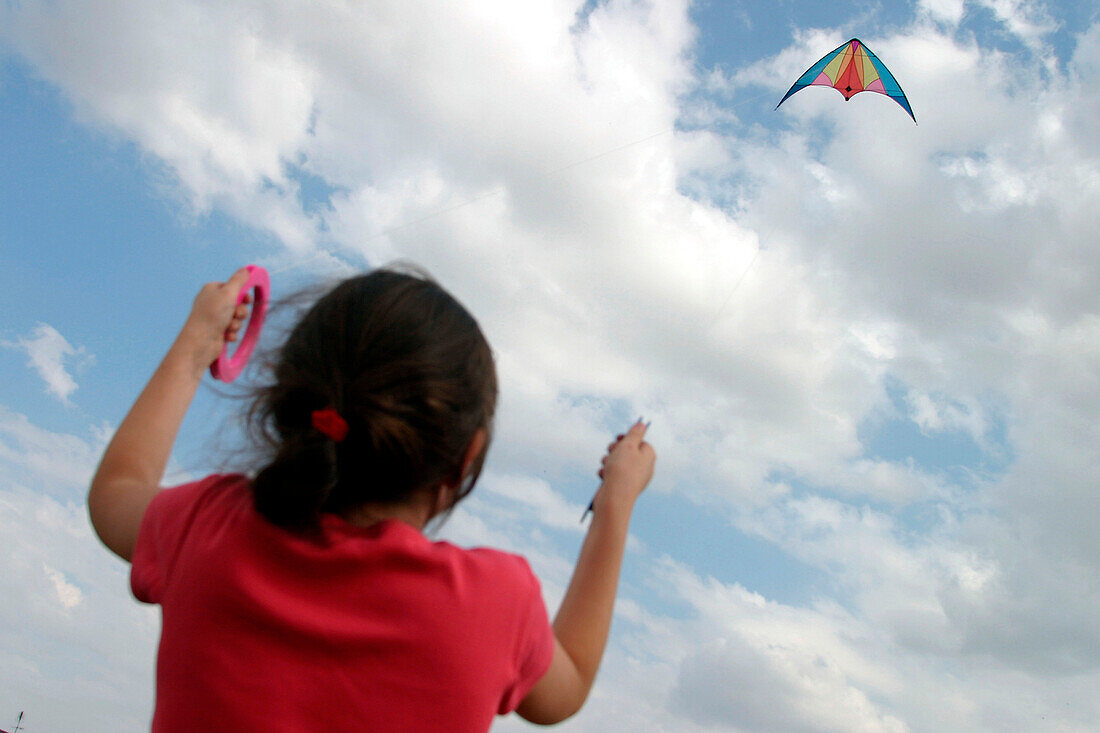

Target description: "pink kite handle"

left=209, top=265, right=269, bottom=383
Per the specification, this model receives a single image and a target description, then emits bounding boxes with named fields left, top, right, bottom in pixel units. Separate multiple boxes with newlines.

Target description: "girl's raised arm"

left=517, top=420, right=655, bottom=724
left=88, top=269, right=251, bottom=562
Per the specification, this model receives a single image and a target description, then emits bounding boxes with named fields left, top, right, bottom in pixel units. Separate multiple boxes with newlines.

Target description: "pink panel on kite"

left=811, top=71, right=833, bottom=87
left=867, top=78, right=886, bottom=93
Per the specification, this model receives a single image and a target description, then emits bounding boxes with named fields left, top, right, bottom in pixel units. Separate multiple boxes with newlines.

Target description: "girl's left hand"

left=176, top=268, right=253, bottom=372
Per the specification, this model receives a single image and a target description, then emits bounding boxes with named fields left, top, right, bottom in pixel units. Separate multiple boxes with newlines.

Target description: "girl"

left=89, top=266, right=655, bottom=731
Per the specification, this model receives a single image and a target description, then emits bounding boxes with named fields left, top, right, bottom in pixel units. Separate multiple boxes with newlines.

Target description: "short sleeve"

left=497, top=559, right=555, bottom=714
left=130, top=475, right=228, bottom=604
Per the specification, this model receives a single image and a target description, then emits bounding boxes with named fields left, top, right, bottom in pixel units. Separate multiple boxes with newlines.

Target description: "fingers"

left=219, top=268, right=253, bottom=313
left=215, top=306, right=250, bottom=348
left=226, top=267, right=251, bottom=291
left=223, top=278, right=254, bottom=339
left=604, top=421, right=648, bottom=456
left=619, top=419, right=648, bottom=446
left=599, top=419, right=648, bottom=475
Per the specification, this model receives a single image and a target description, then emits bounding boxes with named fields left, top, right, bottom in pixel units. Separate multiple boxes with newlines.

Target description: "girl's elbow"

left=87, top=482, right=109, bottom=541
left=87, top=495, right=129, bottom=560
left=517, top=701, right=584, bottom=726
left=86, top=478, right=151, bottom=562
left=515, top=677, right=590, bottom=725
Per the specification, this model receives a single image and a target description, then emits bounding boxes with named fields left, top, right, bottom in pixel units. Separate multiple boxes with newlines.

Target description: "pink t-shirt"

left=131, top=474, right=554, bottom=732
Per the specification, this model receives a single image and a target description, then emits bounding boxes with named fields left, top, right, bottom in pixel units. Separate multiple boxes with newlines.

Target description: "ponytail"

left=245, top=266, right=497, bottom=532
left=252, top=432, right=338, bottom=531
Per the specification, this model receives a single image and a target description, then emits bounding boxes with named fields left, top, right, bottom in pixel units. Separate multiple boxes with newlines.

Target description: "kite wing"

left=775, top=38, right=915, bottom=123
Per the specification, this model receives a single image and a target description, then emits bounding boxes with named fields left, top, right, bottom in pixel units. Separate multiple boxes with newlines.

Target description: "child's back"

left=135, top=474, right=550, bottom=731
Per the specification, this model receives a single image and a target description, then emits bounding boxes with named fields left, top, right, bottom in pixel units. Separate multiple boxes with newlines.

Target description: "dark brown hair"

left=248, top=266, right=497, bottom=531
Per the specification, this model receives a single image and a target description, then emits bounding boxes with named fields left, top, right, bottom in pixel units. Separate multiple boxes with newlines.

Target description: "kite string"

left=709, top=245, right=760, bottom=329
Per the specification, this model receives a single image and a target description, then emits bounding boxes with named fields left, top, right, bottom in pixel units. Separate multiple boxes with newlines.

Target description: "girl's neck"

left=342, top=497, right=435, bottom=532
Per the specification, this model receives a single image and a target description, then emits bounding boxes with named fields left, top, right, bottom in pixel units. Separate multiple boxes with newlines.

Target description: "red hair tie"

left=311, top=407, right=349, bottom=442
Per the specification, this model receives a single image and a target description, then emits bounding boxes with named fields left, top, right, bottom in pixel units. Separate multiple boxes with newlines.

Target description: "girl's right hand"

left=175, top=268, right=253, bottom=373
left=596, top=420, right=655, bottom=509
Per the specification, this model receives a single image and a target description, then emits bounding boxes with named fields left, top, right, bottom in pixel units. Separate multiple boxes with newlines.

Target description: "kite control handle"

left=209, top=264, right=269, bottom=383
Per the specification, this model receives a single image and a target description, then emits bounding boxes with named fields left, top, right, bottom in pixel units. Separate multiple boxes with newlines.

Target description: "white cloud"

left=919, top=0, right=966, bottom=26
left=4, top=323, right=92, bottom=405
left=480, top=472, right=588, bottom=532
left=0, top=0, right=320, bottom=248
left=975, top=0, right=1057, bottom=51
left=0, top=405, right=104, bottom=496
left=905, top=389, right=988, bottom=442
left=0, top=411, right=158, bottom=731
left=43, top=564, right=84, bottom=610
left=671, top=632, right=907, bottom=733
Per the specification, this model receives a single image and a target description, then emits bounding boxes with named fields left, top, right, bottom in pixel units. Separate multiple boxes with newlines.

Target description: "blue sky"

left=3, top=1, right=1100, bottom=731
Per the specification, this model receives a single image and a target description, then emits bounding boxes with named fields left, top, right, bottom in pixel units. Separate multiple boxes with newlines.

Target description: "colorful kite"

left=776, top=38, right=915, bottom=123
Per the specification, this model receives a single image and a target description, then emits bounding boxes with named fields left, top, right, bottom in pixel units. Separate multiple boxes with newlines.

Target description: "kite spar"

left=776, top=38, right=916, bottom=123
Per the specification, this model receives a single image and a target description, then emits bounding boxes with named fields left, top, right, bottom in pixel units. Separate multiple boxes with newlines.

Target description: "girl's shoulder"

left=132, top=474, right=250, bottom=603
left=156, top=472, right=249, bottom=503
left=440, top=542, right=543, bottom=598
left=141, top=472, right=248, bottom=525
